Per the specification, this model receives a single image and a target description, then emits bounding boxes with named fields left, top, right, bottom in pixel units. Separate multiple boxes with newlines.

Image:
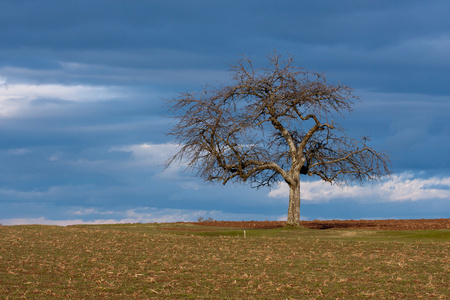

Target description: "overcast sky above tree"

left=1, top=0, right=449, bottom=225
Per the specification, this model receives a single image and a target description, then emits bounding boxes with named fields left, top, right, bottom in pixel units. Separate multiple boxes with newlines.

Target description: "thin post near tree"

left=165, top=52, right=391, bottom=226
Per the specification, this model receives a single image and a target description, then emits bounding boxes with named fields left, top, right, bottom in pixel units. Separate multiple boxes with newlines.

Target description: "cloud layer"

left=0, top=207, right=286, bottom=226
left=0, top=1, right=449, bottom=224
left=269, top=173, right=450, bottom=203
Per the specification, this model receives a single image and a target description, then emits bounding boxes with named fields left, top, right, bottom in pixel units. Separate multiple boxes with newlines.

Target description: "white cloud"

left=0, top=83, right=118, bottom=103
left=67, top=207, right=294, bottom=224
left=389, top=35, right=450, bottom=67
left=0, top=207, right=287, bottom=226
left=0, top=80, right=125, bottom=118
left=110, top=143, right=179, bottom=166
left=108, top=143, right=187, bottom=180
left=275, top=215, right=310, bottom=221
left=50, top=143, right=180, bottom=177
left=8, top=148, right=31, bottom=155
left=0, top=217, right=119, bottom=226
left=268, top=172, right=450, bottom=203
left=73, top=208, right=115, bottom=215
left=0, top=208, right=206, bottom=226
left=120, top=207, right=207, bottom=223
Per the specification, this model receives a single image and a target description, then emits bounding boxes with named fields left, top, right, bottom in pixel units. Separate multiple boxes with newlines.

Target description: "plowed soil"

left=192, top=218, right=450, bottom=230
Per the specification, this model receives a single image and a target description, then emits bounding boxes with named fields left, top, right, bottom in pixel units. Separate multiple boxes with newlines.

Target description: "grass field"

left=1, top=223, right=449, bottom=299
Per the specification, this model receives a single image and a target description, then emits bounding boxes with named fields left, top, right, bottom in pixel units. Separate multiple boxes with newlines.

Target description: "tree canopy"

left=166, top=53, right=391, bottom=225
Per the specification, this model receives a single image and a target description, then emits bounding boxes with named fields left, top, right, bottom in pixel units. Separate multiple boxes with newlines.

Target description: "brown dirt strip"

left=185, top=218, right=450, bottom=231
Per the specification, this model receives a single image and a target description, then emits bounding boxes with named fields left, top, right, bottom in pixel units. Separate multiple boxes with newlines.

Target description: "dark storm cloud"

left=2, top=1, right=449, bottom=91
left=4, top=1, right=446, bottom=48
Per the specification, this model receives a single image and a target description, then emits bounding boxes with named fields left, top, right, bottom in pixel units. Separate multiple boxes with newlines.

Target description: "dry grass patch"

left=0, top=224, right=448, bottom=299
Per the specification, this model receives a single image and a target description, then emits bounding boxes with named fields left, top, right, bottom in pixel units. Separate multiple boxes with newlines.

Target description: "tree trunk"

left=286, top=179, right=300, bottom=226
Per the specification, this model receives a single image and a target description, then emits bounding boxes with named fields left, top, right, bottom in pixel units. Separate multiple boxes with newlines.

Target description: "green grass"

left=193, top=226, right=450, bottom=241
left=1, top=223, right=449, bottom=299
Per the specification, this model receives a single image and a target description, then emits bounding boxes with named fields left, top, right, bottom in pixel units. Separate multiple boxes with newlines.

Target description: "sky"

left=1, top=0, right=449, bottom=225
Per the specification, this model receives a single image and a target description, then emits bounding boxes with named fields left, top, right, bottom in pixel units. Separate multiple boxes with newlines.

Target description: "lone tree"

left=165, top=53, right=391, bottom=226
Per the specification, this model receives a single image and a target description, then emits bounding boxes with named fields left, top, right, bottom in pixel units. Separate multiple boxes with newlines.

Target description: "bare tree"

left=165, top=53, right=391, bottom=226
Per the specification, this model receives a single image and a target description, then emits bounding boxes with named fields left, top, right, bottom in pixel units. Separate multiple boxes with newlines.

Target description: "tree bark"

left=286, top=179, right=300, bottom=226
